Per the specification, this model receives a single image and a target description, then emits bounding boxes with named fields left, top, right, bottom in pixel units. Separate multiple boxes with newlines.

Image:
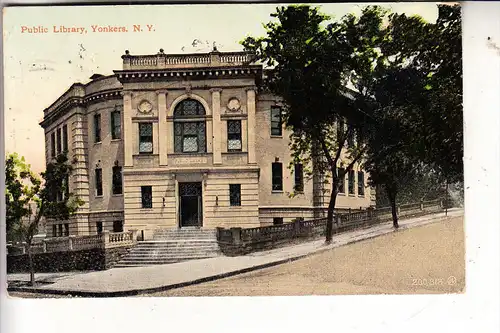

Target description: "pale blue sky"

left=3, top=3, right=438, bottom=172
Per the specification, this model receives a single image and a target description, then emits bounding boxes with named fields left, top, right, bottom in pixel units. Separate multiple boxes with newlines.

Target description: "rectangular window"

left=227, top=120, right=242, bottom=152
left=272, top=162, right=283, bottom=191
left=111, top=110, right=121, bottom=140
left=58, top=224, right=63, bottom=237
left=95, top=168, right=103, bottom=196
left=112, top=166, right=123, bottom=195
left=174, top=122, right=206, bottom=153
left=347, top=126, right=355, bottom=147
left=358, top=171, right=365, bottom=196
left=64, top=223, right=69, bottom=236
left=63, top=124, right=68, bottom=152
left=50, top=132, right=56, bottom=158
left=357, top=128, right=363, bottom=146
left=139, top=123, right=153, bottom=154
left=273, top=217, right=284, bottom=225
left=56, top=127, right=62, bottom=154
left=96, top=222, right=103, bottom=234
left=294, top=164, right=304, bottom=192
left=338, top=168, right=345, bottom=194
left=337, top=117, right=345, bottom=142
left=113, top=221, right=124, bottom=233
left=229, top=184, right=241, bottom=206
left=94, top=113, right=101, bottom=143
left=56, top=189, right=63, bottom=202
left=270, top=106, right=282, bottom=136
left=141, top=186, right=153, bottom=208
left=348, top=170, right=355, bottom=195
left=64, top=175, right=70, bottom=199
left=52, top=225, right=57, bottom=237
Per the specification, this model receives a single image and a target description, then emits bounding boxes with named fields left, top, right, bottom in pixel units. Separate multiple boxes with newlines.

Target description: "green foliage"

left=242, top=4, right=462, bottom=234
left=5, top=152, right=83, bottom=244
left=242, top=5, right=372, bottom=192
left=5, top=153, right=41, bottom=242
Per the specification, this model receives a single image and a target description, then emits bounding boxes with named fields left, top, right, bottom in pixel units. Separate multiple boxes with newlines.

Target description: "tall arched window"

left=174, top=99, right=207, bottom=153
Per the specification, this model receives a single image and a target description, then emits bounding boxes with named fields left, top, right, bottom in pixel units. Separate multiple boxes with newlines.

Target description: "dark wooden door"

left=179, top=182, right=202, bottom=227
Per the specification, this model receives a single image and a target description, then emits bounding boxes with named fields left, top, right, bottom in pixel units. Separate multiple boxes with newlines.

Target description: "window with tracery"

left=173, top=99, right=207, bottom=153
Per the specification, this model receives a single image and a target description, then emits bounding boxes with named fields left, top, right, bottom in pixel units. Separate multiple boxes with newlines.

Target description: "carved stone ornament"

left=227, top=97, right=241, bottom=112
left=137, top=99, right=153, bottom=113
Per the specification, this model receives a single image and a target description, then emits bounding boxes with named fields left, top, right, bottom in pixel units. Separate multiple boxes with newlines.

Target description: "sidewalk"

left=7, top=209, right=463, bottom=297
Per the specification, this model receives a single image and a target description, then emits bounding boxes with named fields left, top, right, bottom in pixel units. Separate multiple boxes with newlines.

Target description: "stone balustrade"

left=217, top=199, right=443, bottom=256
left=122, top=51, right=255, bottom=70
left=8, top=231, right=137, bottom=255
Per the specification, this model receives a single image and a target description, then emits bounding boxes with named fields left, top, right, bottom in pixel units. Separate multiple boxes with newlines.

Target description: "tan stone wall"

left=255, top=94, right=316, bottom=209
left=86, top=100, right=124, bottom=215
left=203, top=170, right=260, bottom=229
left=42, top=55, right=379, bottom=237
left=123, top=170, right=176, bottom=239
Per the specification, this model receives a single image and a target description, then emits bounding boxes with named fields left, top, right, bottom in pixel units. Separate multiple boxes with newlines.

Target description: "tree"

left=5, top=153, right=41, bottom=243
left=355, top=5, right=462, bottom=227
left=242, top=5, right=381, bottom=243
left=387, top=5, right=463, bottom=183
left=5, top=152, right=83, bottom=285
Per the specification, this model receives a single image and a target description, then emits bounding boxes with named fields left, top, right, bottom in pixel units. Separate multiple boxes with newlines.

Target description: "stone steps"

left=113, top=228, right=221, bottom=267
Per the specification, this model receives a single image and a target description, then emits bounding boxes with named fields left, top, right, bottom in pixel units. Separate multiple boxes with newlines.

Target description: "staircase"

left=113, top=228, right=221, bottom=268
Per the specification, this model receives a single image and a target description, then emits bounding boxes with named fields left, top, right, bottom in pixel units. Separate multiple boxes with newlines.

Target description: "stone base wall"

left=258, top=207, right=363, bottom=226
left=7, top=246, right=133, bottom=273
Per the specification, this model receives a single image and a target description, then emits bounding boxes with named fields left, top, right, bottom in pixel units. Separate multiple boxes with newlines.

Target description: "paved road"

left=147, top=215, right=464, bottom=296
left=8, top=209, right=463, bottom=297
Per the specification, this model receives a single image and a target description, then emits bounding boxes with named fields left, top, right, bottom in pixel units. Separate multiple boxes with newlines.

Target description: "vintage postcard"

left=2, top=2, right=466, bottom=303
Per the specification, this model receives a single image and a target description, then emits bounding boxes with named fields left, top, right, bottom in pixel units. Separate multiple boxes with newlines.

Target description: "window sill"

left=140, top=208, right=153, bottom=211
left=270, top=135, right=283, bottom=139
left=338, top=192, right=346, bottom=196
left=229, top=205, right=242, bottom=208
left=95, top=195, right=103, bottom=199
left=225, top=150, right=244, bottom=154
left=271, top=190, right=284, bottom=194
left=94, top=141, right=102, bottom=145
left=348, top=194, right=356, bottom=197
left=170, top=152, right=210, bottom=157
left=111, top=138, right=122, bottom=142
left=358, top=194, right=365, bottom=198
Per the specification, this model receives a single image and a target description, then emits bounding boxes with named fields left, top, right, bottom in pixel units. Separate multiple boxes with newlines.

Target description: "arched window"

left=174, top=99, right=207, bottom=153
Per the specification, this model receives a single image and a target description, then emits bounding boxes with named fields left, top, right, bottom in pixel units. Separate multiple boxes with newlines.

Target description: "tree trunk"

left=27, top=244, right=35, bottom=286
left=325, top=171, right=339, bottom=244
left=386, top=187, right=399, bottom=229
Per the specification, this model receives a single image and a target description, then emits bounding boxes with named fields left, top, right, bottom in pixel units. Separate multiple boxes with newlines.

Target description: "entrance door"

left=179, top=182, right=203, bottom=227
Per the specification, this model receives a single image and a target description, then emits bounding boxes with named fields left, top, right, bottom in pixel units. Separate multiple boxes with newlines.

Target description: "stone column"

left=157, top=90, right=168, bottom=166
left=122, top=91, right=133, bottom=167
left=210, top=88, right=222, bottom=165
left=246, top=87, right=257, bottom=164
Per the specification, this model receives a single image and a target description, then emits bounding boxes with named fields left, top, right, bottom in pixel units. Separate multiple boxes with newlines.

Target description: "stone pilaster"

left=210, top=88, right=222, bottom=164
left=157, top=90, right=168, bottom=166
left=122, top=91, right=133, bottom=167
left=71, top=109, right=90, bottom=235
left=246, top=87, right=257, bottom=164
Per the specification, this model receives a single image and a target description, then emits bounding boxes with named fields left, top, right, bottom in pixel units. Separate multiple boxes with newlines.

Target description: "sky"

left=2, top=3, right=439, bottom=173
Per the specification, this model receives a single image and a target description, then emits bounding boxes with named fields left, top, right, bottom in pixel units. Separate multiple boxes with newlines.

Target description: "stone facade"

left=40, top=49, right=375, bottom=239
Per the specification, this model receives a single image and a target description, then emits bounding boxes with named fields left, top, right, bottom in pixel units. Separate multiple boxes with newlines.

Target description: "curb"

left=8, top=211, right=462, bottom=297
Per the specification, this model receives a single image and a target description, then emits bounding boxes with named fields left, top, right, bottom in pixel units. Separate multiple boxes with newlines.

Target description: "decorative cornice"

left=114, top=65, right=262, bottom=83
left=40, top=89, right=122, bottom=129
